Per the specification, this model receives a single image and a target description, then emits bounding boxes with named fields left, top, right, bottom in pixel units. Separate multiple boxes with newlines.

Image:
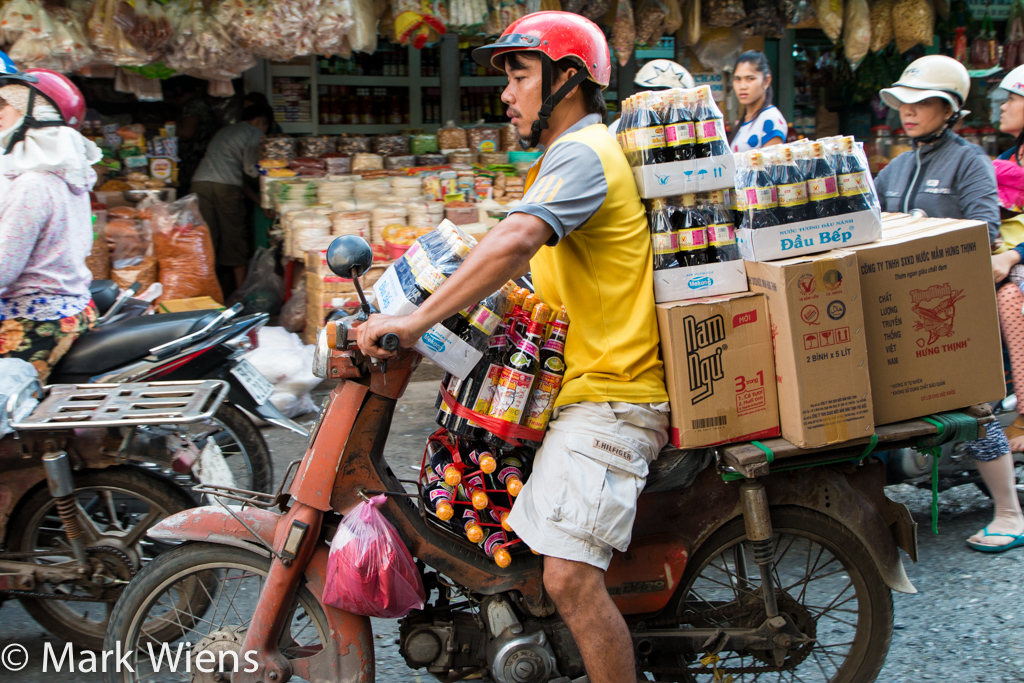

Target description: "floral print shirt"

left=0, top=170, right=94, bottom=321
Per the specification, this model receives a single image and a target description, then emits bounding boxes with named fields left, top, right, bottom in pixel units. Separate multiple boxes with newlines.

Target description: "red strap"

left=437, top=383, right=546, bottom=448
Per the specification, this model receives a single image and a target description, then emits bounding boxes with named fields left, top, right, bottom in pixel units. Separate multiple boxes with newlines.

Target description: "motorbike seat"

left=645, top=447, right=714, bottom=493
left=89, top=280, right=119, bottom=316
left=50, top=310, right=222, bottom=380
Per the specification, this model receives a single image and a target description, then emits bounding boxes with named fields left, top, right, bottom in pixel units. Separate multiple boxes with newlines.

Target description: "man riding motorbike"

left=357, top=12, right=670, bottom=682
left=0, top=52, right=102, bottom=380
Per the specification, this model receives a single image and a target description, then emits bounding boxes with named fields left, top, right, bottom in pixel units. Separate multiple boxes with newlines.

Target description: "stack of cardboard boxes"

left=303, top=249, right=386, bottom=344
left=655, top=213, right=1004, bottom=451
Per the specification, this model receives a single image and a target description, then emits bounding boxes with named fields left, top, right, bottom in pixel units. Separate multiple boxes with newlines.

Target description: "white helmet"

left=634, top=59, right=695, bottom=90
left=1000, top=65, right=1024, bottom=97
left=880, top=55, right=970, bottom=116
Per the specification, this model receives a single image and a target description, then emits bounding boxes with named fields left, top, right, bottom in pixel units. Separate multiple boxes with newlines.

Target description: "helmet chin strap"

left=911, top=109, right=963, bottom=147
left=4, top=88, right=65, bottom=155
left=523, top=54, right=590, bottom=150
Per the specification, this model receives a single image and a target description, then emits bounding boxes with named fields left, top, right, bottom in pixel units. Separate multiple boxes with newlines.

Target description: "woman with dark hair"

left=730, top=50, right=788, bottom=152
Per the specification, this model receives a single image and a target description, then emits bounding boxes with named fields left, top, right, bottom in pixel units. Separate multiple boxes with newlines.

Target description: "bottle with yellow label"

left=488, top=304, right=549, bottom=436
left=523, top=307, right=569, bottom=436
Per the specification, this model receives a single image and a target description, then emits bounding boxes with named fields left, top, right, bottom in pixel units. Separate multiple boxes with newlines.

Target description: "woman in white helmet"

left=607, top=59, right=694, bottom=136
left=997, top=64, right=1024, bottom=162
left=878, top=56, right=1024, bottom=552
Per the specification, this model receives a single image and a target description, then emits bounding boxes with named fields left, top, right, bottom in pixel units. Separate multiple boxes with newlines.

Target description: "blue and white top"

left=731, top=105, right=788, bottom=153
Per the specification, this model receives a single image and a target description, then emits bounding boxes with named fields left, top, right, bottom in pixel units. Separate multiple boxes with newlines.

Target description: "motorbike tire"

left=663, top=506, right=894, bottom=683
left=102, top=543, right=336, bottom=683
left=6, top=466, right=195, bottom=651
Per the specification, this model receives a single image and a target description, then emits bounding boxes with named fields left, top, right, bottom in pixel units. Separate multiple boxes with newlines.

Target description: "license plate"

left=231, top=359, right=274, bottom=405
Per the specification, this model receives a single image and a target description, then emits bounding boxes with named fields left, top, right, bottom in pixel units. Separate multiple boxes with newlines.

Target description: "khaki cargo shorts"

left=506, top=401, right=670, bottom=570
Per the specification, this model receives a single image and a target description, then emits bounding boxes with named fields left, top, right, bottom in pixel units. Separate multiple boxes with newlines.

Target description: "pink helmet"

left=23, top=69, right=86, bottom=129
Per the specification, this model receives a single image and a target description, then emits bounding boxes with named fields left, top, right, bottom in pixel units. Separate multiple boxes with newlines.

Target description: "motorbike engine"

left=399, top=594, right=562, bottom=683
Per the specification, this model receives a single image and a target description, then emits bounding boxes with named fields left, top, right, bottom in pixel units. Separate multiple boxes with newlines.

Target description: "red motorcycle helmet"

left=472, top=11, right=611, bottom=148
left=472, top=11, right=612, bottom=88
left=23, top=69, right=86, bottom=129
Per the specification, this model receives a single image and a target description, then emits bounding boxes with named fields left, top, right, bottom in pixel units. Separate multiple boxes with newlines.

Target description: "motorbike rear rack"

left=718, top=404, right=996, bottom=479
left=10, top=380, right=230, bottom=430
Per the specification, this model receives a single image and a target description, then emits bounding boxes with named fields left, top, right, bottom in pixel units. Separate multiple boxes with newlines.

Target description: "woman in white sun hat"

left=998, top=64, right=1024, bottom=162
left=877, top=55, right=1024, bottom=553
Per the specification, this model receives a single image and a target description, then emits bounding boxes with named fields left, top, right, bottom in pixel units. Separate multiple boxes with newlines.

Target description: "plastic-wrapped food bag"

left=703, top=0, right=746, bottom=27
left=147, top=194, right=224, bottom=304
left=322, top=495, right=426, bottom=618
left=743, top=0, right=784, bottom=37
left=812, top=0, right=843, bottom=41
left=869, top=0, right=894, bottom=52
left=664, top=0, right=684, bottom=32
left=892, top=0, right=932, bottom=53
left=843, top=0, right=870, bottom=68
left=636, top=0, right=668, bottom=45
left=228, top=248, right=286, bottom=315
left=612, top=0, right=637, bottom=66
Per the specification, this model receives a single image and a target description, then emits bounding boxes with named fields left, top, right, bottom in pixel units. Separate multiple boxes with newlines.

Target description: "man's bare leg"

left=544, top=556, right=635, bottom=683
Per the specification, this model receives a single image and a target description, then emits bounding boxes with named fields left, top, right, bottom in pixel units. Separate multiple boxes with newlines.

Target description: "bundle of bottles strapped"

left=616, top=84, right=730, bottom=167
left=734, top=136, right=881, bottom=230
left=396, top=222, right=569, bottom=567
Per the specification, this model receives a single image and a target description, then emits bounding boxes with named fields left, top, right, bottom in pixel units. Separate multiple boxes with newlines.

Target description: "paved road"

left=2, top=369, right=1022, bottom=681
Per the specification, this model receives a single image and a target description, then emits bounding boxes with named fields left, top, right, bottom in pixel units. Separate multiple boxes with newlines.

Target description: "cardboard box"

left=157, top=296, right=224, bottom=314
left=631, top=154, right=736, bottom=199
left=656, top=292, right=780, bottom=448
left=373, top=263, right=483, bottom=378
left=737, top=209, right=882, bottom=262
left=745, top=251, right=874, bottom=448
left=653, top=260, right=748, bottom=303
left=846, top=218, right=1004, bottom=424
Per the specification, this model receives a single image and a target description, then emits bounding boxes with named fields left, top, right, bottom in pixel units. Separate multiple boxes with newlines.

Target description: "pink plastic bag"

left=322, top=495, right=426, bottom=618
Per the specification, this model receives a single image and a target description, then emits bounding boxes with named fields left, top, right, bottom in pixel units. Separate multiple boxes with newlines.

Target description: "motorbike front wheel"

left=6, top=466, right=196, bottom=651
left=103, top=543, right=334, bottom=683
left=648, top=506, right=894, bottom=683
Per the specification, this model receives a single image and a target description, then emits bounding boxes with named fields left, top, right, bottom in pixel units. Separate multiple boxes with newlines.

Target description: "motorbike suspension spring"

left=750, top=538, right=775, bottom=565
left=55, top=496, right=84, bottom=540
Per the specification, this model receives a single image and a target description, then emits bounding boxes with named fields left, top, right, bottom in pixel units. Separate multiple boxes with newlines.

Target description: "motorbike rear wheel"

left=647, top=506, right=893, bottom=683
left=6, top=466, right=196, bottom=651
left=102, top=543, right=333, bottom=683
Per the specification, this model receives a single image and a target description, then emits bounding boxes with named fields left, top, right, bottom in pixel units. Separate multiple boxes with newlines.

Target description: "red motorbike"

left=103, top=236, right=991, bottom=683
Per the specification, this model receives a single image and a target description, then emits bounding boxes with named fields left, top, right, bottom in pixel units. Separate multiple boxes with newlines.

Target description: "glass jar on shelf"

left=865, top=125, right=891, bottom=174
left=890, top=128, right=912, bottom=160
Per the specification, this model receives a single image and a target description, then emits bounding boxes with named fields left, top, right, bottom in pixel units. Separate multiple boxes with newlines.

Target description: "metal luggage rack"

left=192, top=459, right=304, bottom=509
left=10, top=380, right=230, bottom=430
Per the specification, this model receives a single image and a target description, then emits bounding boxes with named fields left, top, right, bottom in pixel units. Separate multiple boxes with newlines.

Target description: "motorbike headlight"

left=312, top=326, right=330, bottom=379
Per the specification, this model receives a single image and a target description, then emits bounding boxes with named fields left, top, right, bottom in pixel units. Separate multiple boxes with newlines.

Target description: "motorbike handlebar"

left=379, top=333, right=400, bottom=352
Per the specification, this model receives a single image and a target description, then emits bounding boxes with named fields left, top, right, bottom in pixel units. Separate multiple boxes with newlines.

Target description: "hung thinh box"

left=847, top=217, right=1004, bottom=424
left=745, top=251, right=874, bottom=448
left=656, top=292, right=780, bottom=448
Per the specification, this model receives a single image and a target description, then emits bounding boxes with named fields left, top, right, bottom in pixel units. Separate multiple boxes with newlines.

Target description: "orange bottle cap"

left=467, top=523, right=484, bottom=544
left=507, top=476, right=523, bottom=497
left=444, top=466, right=461, bottom=487
left=436, top=501, right=454, bottom=521
left=493, top=547, right=512, bottom=568
left=479, top=453, right=497, bottom=474
left=471, top=489, right=489, bottom=510
left=500, top=510, right=512, bottom=532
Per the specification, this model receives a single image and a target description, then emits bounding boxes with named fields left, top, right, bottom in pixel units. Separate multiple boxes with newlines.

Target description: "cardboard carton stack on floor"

left=303, top=248, right=386, bottom=344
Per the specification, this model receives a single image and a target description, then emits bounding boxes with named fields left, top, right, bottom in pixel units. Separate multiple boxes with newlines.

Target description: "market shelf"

left=279, top=122, right=314, bottom=134
left=317, top=75, right=441, bottom=87
left=460, top=76, right=508, bottom=87
left=270, top=65, right=314, bottom=78
left=317, top=124, right=441, bottom=134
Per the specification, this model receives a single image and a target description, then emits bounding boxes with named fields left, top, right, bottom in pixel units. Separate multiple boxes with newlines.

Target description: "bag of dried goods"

left=636, top=0, right=668, bottom=45
left=843, top=0, right=870, bottom=68
left=812, top=0, right=844, bottom=41
left=743, top=0, right=784, bottom=37
left=438, top=122, right=469, bottom=151
left=105, top=218, right=150, bottom=268
left=612, top=0, right=637, bottom=65
left=147, top=194, right=224, bottom=304
left=111, top=256, right=157, bottom=291
left=86, top=232, right=111, bottom=280
left=892, top=0, right=932, bottom=53
left=869, top=0, right=893, bottom=52
left=703, top=0, right=746, bottom=27
left=782, top=0, right=813, bottom=24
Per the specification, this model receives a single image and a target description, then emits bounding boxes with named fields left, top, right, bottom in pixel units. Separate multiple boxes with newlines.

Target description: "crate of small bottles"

left=734, top=136, right=883, bottom=262
left=418, top=289, right=571, bottom=566
left=373, top=219, right=488, bottom=378
left=646, top=190, right=748, bottom=303
left=617, top=85, right=736, bottom=199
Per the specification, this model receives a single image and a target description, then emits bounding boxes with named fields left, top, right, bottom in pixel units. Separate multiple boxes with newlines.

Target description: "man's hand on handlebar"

left=355, top=313, right=425, bottom=359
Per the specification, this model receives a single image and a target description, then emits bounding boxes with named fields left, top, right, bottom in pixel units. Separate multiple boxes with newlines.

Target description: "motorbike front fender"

left=148, top=506, right=375, bottom=683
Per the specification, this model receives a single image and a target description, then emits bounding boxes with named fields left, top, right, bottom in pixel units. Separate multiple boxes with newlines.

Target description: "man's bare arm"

left=356, top=213, right=554, bottom=357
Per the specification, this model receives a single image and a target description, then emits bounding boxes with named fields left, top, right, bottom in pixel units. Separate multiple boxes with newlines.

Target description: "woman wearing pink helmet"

left=0, top=54, right=101, bottom=380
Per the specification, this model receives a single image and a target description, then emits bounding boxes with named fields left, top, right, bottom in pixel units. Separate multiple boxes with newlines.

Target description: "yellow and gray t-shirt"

left=509, top=114, right=668, bottom=408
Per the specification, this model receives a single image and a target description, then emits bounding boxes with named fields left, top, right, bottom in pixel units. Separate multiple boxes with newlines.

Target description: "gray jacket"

left=874, top=130, right=1000, bottom=243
